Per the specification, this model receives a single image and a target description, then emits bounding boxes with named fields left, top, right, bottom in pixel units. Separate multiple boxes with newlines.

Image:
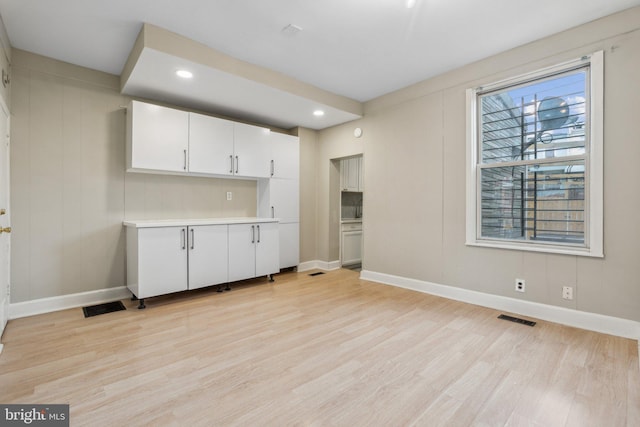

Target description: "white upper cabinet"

left=188, top=112, right=234, bottom=175
left=127, top=100, right=275, bottom=179
left=233, top=122, right=271, bottom=178
left=127, top=101, right=189, bottom=173
left=270, top=132, right=300, bottom=180
left=341, top=156, right=363, bottom=192
left=190, top=113, right=271, bottom=178
left=357, top=156, right=364, bottom=191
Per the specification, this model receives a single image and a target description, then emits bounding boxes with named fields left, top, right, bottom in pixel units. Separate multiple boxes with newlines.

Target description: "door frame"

left=0, top=94, right=10, bottom=346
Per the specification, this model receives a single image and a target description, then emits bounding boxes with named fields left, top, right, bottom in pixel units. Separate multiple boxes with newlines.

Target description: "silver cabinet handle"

left=271, top=159, right=274, bottom=177
left=235, top=155, right=239, bottom=174
left=251, top=225, right=255, bottom=243
left=257, top=225, right=261, bottom=243
left=190, top=228, right=195, bottom=250
left=181, top=228, right=186, bottom=250
left=183, top=149, right=187, bottom=171
left=229, top=155, right=233, bottom=174
left=271, top=206, right=274, bottom=218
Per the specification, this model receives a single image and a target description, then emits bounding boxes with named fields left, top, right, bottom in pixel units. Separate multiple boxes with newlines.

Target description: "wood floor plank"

left=0, top=269, right=638, bottom=426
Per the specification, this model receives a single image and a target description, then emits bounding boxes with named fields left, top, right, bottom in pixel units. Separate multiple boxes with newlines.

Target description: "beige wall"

left=296, top=127, right=319, bottom=263
left=316, top=122, right=366, bottom=262
left=316, top=7, right=640, bottom=322
left=0, top=14, right=10, bottom=108
left=10, top=50, right=256, bottom=303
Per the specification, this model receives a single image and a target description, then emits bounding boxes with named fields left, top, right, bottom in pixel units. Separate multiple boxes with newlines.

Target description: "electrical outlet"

left=226, top=191, right=232, bottom=201
left=562, top=286, right=574, bottom=300
left=515, top=279, right=525, bottom=293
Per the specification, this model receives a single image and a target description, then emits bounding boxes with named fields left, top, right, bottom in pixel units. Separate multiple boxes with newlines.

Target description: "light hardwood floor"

left=1, top=269, right=638, bottom=426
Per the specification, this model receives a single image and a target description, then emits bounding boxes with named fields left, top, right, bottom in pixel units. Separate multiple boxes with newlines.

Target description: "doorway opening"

left=337, top=155, right=363, bottom=270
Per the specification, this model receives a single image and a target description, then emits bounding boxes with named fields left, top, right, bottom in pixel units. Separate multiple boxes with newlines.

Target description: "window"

left=466, top=52, right=603, bottom=257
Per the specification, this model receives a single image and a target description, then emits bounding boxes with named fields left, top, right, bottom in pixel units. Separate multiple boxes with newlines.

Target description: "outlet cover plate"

left=562, top=286, right=574, bottom=300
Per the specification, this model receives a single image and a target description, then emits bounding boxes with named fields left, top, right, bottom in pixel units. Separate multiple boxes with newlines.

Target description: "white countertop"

left=123, top=217, right=279, bottom=228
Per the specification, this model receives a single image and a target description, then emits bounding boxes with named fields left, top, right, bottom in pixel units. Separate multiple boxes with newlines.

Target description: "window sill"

left=465, top=239, right=603, bottom=258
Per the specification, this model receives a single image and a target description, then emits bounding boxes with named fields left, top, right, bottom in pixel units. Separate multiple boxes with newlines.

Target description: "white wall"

left=317, top=7, right=640, bottom=322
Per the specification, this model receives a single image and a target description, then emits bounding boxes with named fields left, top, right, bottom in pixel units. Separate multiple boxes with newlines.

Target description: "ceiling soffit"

left=121, top=24, right=363, bottom=130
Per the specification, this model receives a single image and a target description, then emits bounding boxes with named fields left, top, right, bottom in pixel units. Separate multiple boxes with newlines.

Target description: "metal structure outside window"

left=465, top=52, right=603, bottom=257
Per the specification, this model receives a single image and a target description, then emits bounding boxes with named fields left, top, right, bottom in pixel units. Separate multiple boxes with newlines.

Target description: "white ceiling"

left=1, top=0, right=639, bottom=128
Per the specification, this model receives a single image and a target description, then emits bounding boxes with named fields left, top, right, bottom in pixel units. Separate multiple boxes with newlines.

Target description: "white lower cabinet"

left=341, top=231, right=362, bottom=265
left=279, top=222, right=299, bottom=269
left=255, top=223, right=279, bottom=277
left=125, top=219, right=278, bottom=308
left=187, top=225, right=228, bottom=290
left=129, top=227, right=189, bottom=300
left=228, top=222, right=279, bottom=282
left=341, top=222, right=363, bottom=266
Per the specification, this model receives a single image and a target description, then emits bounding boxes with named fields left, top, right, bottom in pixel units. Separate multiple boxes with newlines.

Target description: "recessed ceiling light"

left=176, top=69, right=193, bottom=79
left=406, top=0, right=417, bottom=8
left=313, top=110, right=325, bottom=117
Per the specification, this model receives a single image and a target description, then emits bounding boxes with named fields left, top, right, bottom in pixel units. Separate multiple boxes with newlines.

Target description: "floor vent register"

left=82, top=301, right=126, bottom=318
left=497, top=314, right=536, bottom=327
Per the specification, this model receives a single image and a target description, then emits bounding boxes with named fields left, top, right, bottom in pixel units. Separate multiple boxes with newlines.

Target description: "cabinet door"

left=269, top=179, right=299, bottom=222
left=270, top=133, right=299, bottom=179
left=279, top=222, right=299, bottom=269
left=228, top=223, right=257, bottom=282
left=341, top=230, right=362, bottom=266
left=129, top=101, right=189, bottom=173
left=341, top=158, right=360, bottom=191
left=137, top=227, right=188, bottom=298
left=188, top=225, right=228, bottom=290
left=357, top=156, right=364, bottom=191
left=234, top=123, right=271, bottom=178
left=340, top=159, right=349, bottom=191
left=255, top=222, right=280, bottom=277
left=189, top=113, right=234, bottom=175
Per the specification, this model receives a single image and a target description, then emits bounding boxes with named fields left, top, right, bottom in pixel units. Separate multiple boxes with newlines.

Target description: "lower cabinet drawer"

left=341, top=222, right=362, bottom=232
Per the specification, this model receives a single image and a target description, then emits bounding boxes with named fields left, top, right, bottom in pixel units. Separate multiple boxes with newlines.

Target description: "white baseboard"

left=9, top=286, right=132, bottom=320
left=360, top=270, right=640, bottom=341
left=297, top=260, right=341, bottom=272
